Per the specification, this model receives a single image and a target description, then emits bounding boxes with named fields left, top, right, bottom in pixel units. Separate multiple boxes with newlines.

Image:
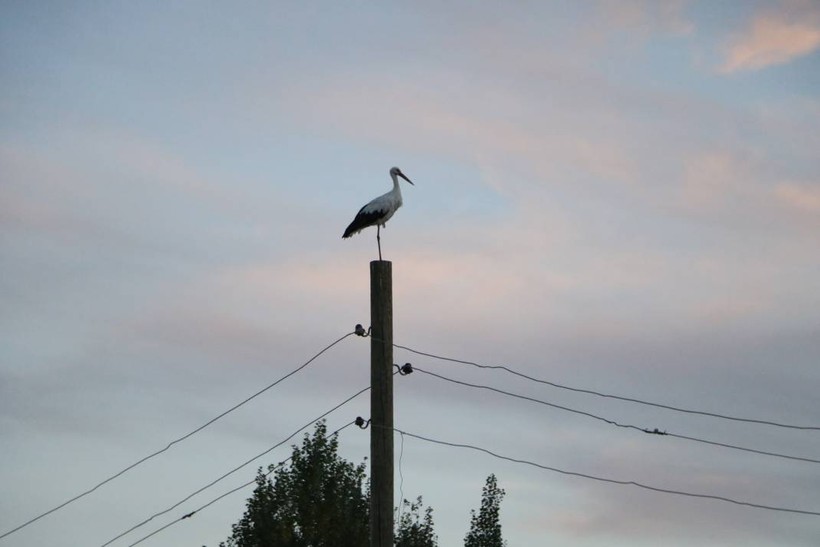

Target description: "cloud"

left=591, top=0, right=694, bottom=38
left=541, top=478, right=816, bottom=545
left=679, top=151, right=743, bottom=210
left=774, top=182, right=820, bottom=213
left=273, top=69, right=642, bottom=200
left=672, top=143, right=820, bottom=243
left=721, top=3, right=820, bottom=73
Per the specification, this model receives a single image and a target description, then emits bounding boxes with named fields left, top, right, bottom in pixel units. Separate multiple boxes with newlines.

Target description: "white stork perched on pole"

left=342, top=166, right=414, bottom=260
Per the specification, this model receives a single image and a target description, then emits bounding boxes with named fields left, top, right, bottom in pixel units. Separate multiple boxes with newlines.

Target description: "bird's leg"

left=377, top=225, right=382, bottom=261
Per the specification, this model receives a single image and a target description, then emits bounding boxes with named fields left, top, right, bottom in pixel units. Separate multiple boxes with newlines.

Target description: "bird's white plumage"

left=356, top=187, right=402, bottom=229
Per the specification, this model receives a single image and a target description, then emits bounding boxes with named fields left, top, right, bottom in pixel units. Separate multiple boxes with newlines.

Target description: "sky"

left=2, top=1, right=820, bottom=545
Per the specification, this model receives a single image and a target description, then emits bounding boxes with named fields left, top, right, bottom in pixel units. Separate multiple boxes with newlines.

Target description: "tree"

left=463, top=474, right=506, bottom=547
left=220, top=421, right=369, bottom=547
left=395, top=496, right=438, bottom=547
left=219, top=421, right=444, bottom=547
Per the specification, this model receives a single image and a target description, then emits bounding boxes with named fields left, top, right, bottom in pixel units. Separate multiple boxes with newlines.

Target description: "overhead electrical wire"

left=383, top=426, right=820, bottom=518
left=396, top=430, right=406, bottom=524
left=414, top=366, right=647, bottom=432
left=125, top=420, right=357, bottom=547
left=101, top=377, right=380, bottom=547
left=390, top=341, right=820, bottom=431
left=412, top=367, right=820, bottom=465
left=11, top=329, right=814, bottom=545
left=0, top=330, right=357, bottom=543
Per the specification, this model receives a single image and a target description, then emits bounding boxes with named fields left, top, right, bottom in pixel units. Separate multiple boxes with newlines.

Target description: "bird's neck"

left=391, top=175, right=402, bottom=195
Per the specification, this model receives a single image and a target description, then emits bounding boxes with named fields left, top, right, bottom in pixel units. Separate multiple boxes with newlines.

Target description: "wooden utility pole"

left=370, top=260, right=393, bottom=547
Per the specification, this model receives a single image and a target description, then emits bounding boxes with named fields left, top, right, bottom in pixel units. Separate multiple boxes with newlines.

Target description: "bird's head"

left=390, top=166, right=414, bottom=185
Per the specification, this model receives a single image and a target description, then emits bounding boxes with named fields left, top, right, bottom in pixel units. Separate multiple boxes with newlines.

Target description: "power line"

left=101, top=378, right=377, bottom=547
left=386, top=426, right=820, bottom=518
left=0, top=330, right=356, bottom=543
left=665, top=431, right=820, bottom=464
left=412, top=367, right=820, bottom=465
left=415, top=366, right=645, bottom=432
left=396, top=431, right=406, bottom=524
left=391, top=342, right=820, bottom=431
left=125, top=421, right=357, bottom=547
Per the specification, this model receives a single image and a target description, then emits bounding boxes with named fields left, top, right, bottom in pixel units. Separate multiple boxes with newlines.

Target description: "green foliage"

left=217, top=421, right=455, bottom=547
left=463, top=474, right=506, bottom=547
left=395, top=496, right=438, bottom=547
left=220, top=421, right=369, bottom=547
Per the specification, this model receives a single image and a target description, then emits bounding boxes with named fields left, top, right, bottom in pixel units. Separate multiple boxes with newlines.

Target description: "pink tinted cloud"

left=213, top=251, right=527, bottom=329
left=676, top=148, right=820, bottom=237
left=721, top=4, right=820, bottom=73
left=774, top=182, right=820, bottom=213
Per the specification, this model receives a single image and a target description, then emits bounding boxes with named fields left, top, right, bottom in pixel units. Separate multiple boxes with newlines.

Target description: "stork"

left=342, top=166, right=414, bottom=260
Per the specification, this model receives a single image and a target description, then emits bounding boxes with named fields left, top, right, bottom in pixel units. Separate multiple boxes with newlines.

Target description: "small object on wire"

left=644, top=428, right=667, bottom=435
left=355, top=324, right=367, bottom=337
left=355, top=416, right=371, bottom=429
left=181, top=511, right=195, bottom=520
left=395, top=363, right=413, bottom=375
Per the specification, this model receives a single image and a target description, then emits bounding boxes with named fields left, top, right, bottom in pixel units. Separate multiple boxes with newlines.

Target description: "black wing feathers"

left=342, top=209, right=385, bottom=238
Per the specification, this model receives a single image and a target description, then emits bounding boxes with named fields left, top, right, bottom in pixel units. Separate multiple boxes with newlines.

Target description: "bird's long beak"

left=398, top=172, right=414, bottom=185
